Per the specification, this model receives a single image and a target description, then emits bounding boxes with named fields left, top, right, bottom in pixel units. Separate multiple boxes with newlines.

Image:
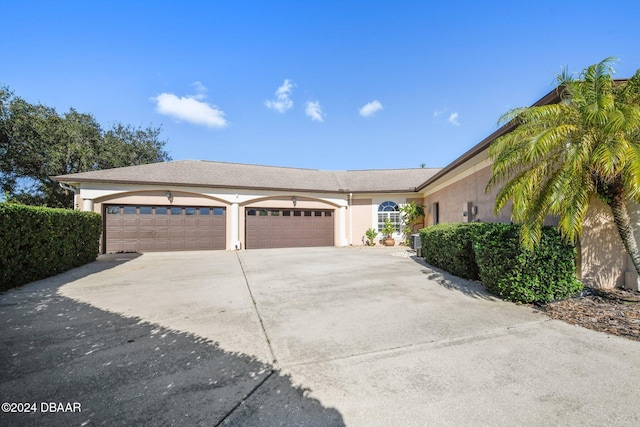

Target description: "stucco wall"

left=580, top=197, right=628, bottom=289
left=351, top=198, right=374, bottom=245
left=424, top=165, right=511, bottom=226
left=424, top=166, right=635, bottom=289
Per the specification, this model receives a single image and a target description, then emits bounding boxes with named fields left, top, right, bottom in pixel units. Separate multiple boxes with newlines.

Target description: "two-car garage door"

left=104, top=205, right=226, bottom=252
left=245, top=208, right=334, bottom=249
left=104, top=204, right=335, bottom=252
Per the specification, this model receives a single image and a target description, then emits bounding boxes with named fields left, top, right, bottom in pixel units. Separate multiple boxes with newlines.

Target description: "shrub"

left=0, top=203, right=102, bottom=291
left=419, top=223, right=489, bottom=280
left=473, top=223, right=583, bottom=303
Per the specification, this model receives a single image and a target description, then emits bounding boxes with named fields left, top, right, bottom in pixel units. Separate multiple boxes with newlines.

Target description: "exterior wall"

left=580, top=197, right=627, bottom=288
left=423, top=159, right=557, bottom=228
left=424, top=163, right=511, bottom=226
left=423, top=154, right=633, bottom=290
left=351, top=198, right=373, bottom=245
left=580, top=197, right=633, bottom=289
left=349, top=194, right=424, bottom=246
left=627, top=201, right=640, bottom=291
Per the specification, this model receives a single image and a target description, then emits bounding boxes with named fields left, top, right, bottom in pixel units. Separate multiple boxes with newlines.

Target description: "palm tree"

left=487, top=58, right=640, bottom=275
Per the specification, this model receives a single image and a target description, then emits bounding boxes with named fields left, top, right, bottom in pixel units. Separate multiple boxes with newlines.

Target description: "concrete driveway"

left=1, top=247, right=639, bottom=426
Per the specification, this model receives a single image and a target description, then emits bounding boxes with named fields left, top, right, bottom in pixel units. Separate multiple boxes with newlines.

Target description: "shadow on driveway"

left=0, top=257, right=344, bottom=426
left=408, top=254, right=497, bottom=301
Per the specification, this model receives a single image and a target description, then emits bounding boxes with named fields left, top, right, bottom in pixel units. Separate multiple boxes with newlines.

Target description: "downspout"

left=349, top=192, right=353, bottom=246
left=58, top=182, right=78, bottom=210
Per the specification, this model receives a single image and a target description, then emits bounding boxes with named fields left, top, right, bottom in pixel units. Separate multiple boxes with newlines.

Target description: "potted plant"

left=382, top=219, right=396, bottom=246
left=365, top=228, right=378, bottom=246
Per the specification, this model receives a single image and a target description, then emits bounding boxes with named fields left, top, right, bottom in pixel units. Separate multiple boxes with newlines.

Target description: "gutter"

left=58, top=182, right=77, bottom=194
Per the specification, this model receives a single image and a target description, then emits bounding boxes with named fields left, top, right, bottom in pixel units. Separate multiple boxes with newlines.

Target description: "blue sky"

left=2, top=1, right=639, bottom=170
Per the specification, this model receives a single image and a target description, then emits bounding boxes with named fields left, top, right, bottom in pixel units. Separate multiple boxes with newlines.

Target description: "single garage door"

left=105, top=205, right=226, bottom=252
left=245, top=208, right=334, bottom=249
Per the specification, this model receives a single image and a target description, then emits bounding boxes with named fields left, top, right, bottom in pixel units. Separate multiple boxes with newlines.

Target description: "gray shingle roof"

left=52, top=160, right=440, bottom=193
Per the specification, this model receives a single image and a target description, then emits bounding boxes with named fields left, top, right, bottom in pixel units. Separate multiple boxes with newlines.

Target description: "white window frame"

left=377, top=201, right=400, bottom=233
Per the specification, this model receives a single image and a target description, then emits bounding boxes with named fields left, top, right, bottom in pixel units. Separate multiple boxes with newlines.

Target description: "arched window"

left=378, top=201, right=400, bottom=233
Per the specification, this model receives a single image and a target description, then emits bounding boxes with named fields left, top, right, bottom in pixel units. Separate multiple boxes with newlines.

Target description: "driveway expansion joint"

left=235, top=253, right=278, bottom=365
left=214, top=369, right=276, bottom=427
left=281, top=319, right=553, bottom=368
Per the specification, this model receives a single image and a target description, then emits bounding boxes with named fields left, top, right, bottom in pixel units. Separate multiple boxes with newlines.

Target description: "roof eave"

left=416, top=86, right=562, bottom=191
left=51, top=176, right=422, bottom=195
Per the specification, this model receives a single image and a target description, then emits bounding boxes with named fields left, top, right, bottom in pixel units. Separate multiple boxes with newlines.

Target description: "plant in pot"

left=365, top=228, right=378, bottom=246
left=382, top=219, right=396, bottom=246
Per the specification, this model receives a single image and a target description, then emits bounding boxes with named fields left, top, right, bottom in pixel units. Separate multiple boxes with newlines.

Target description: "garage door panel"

left=154, top=240, right=170, bottom=251
left=122, top=229, right=138, bottom=239
left=169, top=227, right=185, bottom=238
left=138, top=240, right=156, bottom=251
left=184, top=228, right=198, bottom=238
left=246, top=208, right=334, bottom=249
left=105, top=205, right=226, bottom=252
left=137, top=231, right=153, bottom=240
left=138, top=217, right=153, bottom=226
left=122, top=218, right=138, bottom=227
left=122, top=241, right=138, bottom=252
left=154, top=218, right=169, bottom=226
left=183, top=241, right=198, bottom=250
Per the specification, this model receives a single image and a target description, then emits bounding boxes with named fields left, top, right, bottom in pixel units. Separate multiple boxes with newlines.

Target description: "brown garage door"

left=104, top=205, right=226, bottom=252
left=245, top=208, right=334, bottom=249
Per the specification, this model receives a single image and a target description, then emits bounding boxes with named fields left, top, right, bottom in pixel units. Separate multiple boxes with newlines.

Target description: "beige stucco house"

left=53, top=161, right=438, bottom=252
left=53, top=86, right=639, bottom=291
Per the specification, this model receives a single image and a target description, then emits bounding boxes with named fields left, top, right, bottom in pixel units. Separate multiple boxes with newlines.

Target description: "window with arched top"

left=378, top=201, right=400, bottom=233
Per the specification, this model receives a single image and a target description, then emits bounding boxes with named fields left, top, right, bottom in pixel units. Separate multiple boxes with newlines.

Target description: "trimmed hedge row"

left=421, top=223, right=482, bottom=280
left=0, top=203, right=102, bottom=291
left=420, top=223, right=583, bottom=303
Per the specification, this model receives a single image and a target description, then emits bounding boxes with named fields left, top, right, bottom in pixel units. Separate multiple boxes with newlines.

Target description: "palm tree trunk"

left=608, top=190, right=640, bottom=277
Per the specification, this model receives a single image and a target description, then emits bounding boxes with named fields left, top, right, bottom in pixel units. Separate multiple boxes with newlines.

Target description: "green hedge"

left=420, top=222, right=583, bottom=303
left=0, top=203, right=102, bottom=291
left=473, top=223, right=582, bottom=303
left=419, top=223, right=487, bottom=280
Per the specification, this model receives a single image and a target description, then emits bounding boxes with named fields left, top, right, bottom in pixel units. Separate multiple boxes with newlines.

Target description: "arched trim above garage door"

left=94, top=190, right=231, bottom=207
left=240, top=195, right=342, bottom=209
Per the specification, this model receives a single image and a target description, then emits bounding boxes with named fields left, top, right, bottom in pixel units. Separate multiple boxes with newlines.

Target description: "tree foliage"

left=400, top=201, right=425, bottom=244
left=487, top=58, right=640, bottom=275
left=0, top=85, right=171, bottom=207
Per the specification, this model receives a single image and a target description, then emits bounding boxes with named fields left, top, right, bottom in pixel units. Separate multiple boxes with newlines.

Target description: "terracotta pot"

left=383, top=238, right=395, bottom=246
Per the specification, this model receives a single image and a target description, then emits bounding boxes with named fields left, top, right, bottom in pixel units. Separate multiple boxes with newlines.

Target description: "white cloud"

left=190, top=81, right=208, bottom=100
left=305, top=101, right=325, bottom=122
left=433, top=108, right=446, bottom=117
left=152, top=91, right=227, bottom=128
left=265, top=79, right=295, bottom=113
left=359, top=100, right=383, bottom=117
left=448, top=112, right=460, bottom=126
